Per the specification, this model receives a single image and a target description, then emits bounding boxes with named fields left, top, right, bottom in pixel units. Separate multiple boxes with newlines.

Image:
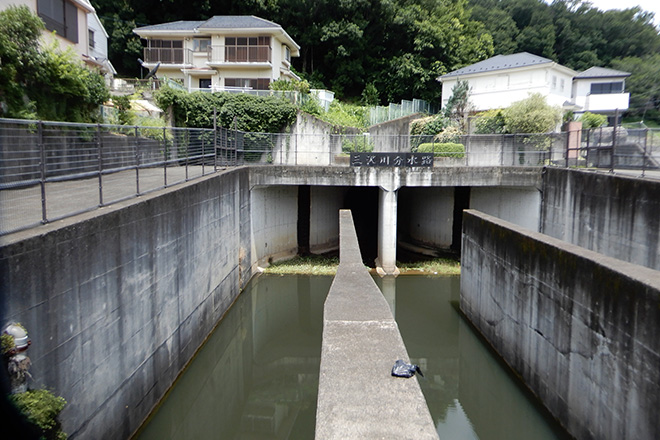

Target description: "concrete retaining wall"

left=460, top=210, right=660, bottom=440
left=368, top=113, right=422, bottom=153
left=0, top=169, right=254, bottom=439
left=471, top=187, right=540, bottom=231
left=273, top=113, right=360, bottom=166
left=310, top=186, right=347, bottom=254
left=540, top=168, right=660, bottom=270
left=250, top=185, right=299, bottom=267
left=398, top=187, right=455, bottom=249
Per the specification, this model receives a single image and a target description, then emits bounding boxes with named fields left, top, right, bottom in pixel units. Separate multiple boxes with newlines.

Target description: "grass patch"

left=263, top=255, right=339, bottom=275
left=397, top=257, right=461, bottom=275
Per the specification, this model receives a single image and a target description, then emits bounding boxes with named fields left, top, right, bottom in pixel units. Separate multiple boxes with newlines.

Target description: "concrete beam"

left=316, top=210, right=438, bottom=440
left=249, top=166, right=542, bottom=190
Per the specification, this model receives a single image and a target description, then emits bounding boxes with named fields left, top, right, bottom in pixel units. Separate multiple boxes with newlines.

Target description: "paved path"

left=0, top=166, right=217, bottom=235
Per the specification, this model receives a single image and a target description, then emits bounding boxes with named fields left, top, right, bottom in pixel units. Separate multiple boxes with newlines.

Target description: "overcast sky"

left=560, top=0, right=660, bottom=26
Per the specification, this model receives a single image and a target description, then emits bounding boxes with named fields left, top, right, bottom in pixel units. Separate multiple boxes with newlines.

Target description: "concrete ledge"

left=315, top=210, right=438, bottom=439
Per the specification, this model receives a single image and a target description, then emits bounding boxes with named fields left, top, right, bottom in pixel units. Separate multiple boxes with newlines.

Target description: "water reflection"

left=136, top=274, right=568, bottom=440
left=135, top=274, right=332, bottom=440
left=376, top=276, right=569, bottom=440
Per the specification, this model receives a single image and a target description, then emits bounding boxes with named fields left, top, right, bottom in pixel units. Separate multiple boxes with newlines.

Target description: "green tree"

left=0, top=6, right=45, bottom=118
left=443, top=80, right=472, bottom=131
left=0, top=6, right=109, bottom=121
left=503, top=93, right=561, bottom=133
left=611, top=54, right=660, bottom=122
left=579, top=111, right=607, bottom=128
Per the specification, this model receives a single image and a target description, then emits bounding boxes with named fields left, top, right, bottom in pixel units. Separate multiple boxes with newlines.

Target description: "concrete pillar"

left=377, top=187, right=399, bottom=275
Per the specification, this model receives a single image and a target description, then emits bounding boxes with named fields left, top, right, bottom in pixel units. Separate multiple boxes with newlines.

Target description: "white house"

left=438, top=52, right=630, bottom=124
left=1, top=0, right=115, bottom=78
left=85, top=10, right=116, bottom=80
left=133, top=16, right=301, bottom=93
left=571, top=67, right=630, bottom=120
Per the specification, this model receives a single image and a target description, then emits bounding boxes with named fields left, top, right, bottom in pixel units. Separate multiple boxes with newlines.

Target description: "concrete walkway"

left=0, top=166, right=214, bottom=235
left=315, top=210, right=438, bottom=439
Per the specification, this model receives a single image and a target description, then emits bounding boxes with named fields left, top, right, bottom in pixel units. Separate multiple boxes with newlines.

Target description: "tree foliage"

left=155, top=86, right=298, bottom=132
left=578, top=111, right=607, bottom=128
left=503, top=93, right=562, bottom=133
left=91, top=0, right=660, bottom=108
left=468, top=0, right=660, bottom=70
left=0, top=6, right=109, bottom=122
left=610, top=54, right=660, bottom=123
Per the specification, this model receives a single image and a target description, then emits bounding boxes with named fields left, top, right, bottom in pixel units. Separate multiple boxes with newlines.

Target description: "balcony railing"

left=584, top=93, right=630, bottom=112
left=143, top=48, right=192, bottom=65
left=208, top=45, right=271, bottom=64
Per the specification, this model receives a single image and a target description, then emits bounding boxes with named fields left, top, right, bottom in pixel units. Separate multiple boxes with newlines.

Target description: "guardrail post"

left=565, top=129, right=570, bottom=168
left=202, top=132, right=206, bottom=176
left=185, top=130, right=189, bottom=181
left=135, top=125, right=140, bottom=195
left=163, top=126, right=168, bottom=187
left=97, top=123, right=104, bottom=206
left=610, top=109, right=618, bottom=173
left=38, top=121, right=47, bottom=224
left=642, top=127, right=648, bottom=178
left=213, top=107, right=218, bottom=172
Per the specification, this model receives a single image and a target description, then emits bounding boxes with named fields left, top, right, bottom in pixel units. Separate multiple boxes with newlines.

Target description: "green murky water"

left=135, top=274, right=568, bottom=439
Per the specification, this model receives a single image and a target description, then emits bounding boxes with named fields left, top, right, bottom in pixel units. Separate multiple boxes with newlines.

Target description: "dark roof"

left=575, top=66, right=631, bottom=79
left=134, top=16, right=280, bottom=33
left=439, top=52, right=554, bottom=79
left=199, top=16, right=280, bottom=29
left=134, top=20, right=205, bottom=32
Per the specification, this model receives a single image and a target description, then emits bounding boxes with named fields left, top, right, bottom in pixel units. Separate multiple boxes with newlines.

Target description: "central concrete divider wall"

left=460, top=209, right=660, bottom=440
left=315, top=210, right=438, bottom=439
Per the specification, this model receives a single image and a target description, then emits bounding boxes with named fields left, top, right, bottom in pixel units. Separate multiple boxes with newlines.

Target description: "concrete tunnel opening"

left=343, top=187, right=379, bottom=266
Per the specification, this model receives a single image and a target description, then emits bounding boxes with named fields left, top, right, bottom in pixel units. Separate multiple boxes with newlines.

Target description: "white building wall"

left=443, top=66, right=573, bottom=112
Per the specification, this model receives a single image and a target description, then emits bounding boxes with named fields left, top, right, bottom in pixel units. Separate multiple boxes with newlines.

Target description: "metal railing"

left=0, top=118, right=238, bottom=235
left=143, top=47, right=192, bottom=65
left=1, top=118, right=658, bottom=236
left=209, top=45, right=272, bottom=64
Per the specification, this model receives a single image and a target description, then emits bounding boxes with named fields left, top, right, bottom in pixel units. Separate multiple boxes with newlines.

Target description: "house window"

left=193, top=38, right=211, bottom=52
left=590, top=82, right=624, bottom=94
left=199, top=78, right=212, bottom=89
left=146, top=39, right=184, bottom=63
left=37, top=0, right=79, bottom=43
left=552, top=75, right=557, bottom=89
left=560, top=78, right=565, bottom=92
left=225, top=78, right=271, bottom=90
left=89, top=29, right=95, bottom=49
left=284, top=45, right=291, bottom=63
left=225, top=36, right=271, bottom=62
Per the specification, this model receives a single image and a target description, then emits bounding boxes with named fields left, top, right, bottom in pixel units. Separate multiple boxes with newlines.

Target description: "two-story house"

left=2, top=0, right=115, bottom=78
left=133, top=16, right=301, bottom=92
left=438, top=52, right=630, bottom=125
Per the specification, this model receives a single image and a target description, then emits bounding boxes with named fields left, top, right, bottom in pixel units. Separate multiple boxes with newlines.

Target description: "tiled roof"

left=134, top=16, right=280, bottom=33
left=199, top=16, right=280, bottom=29
left=575, top=66, right=631, bottom=79
left=134, top=21, right=205, bottom=32
left=439, top=52, right=554, bottom=79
